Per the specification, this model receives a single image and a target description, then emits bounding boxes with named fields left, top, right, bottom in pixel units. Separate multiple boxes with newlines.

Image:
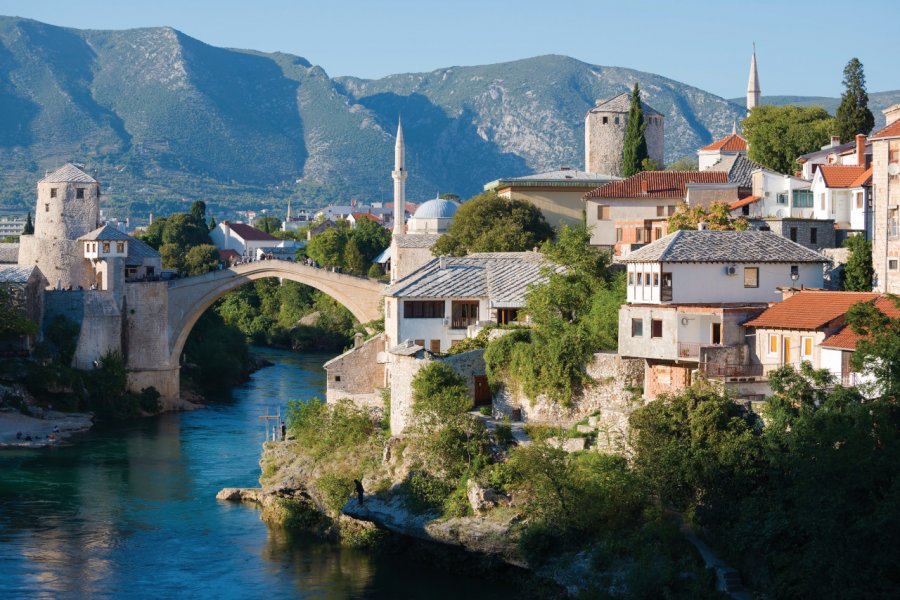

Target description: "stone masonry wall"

left=324, top=334, right=386, bottom=409
left=493, top=352, right=644, bottom=450
left=18, top=237, right=93, bottom=290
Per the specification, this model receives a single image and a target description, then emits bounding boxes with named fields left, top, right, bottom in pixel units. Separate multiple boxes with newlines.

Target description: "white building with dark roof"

left=384, top=251, right=552, bottom=353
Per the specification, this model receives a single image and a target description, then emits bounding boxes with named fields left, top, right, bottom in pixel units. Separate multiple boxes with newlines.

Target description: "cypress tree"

left=842, top=234, right=874, bottom=291
left=835, top=58, right=875, bottom=143
left=208, top=216, right=217, bottom=231
left=622, top=83, right=649, bottom=177
left=22, top=211, right=34, bottom=235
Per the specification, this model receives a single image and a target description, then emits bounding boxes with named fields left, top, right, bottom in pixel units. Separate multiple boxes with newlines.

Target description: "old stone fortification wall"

left=493, top=352, right=644, bottom=450
left=18, top=236, right=93, bottom=290
left=33, top=180, right=99, bottom=241
left=324, top=334, right=386, bottom=409
left=389, top=348, right=486, bottom=435
left=123, top=282, right=178, bottom=399
left=585, top=110, right=664, bottom=176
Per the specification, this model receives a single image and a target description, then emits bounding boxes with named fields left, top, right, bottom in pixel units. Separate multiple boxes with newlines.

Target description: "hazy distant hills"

left=0, top=16, right=894, bottom=218
left=727, top=91, right=900, bottom=128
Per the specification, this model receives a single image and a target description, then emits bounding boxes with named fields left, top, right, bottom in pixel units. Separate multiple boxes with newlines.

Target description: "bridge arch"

left=165, top=261, right=385, bottom=371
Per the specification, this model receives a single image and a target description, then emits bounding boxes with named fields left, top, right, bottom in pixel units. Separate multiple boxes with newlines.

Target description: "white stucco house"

left=383, top=251, right=553, bottom=353
left=808, top=164, right=872, bottom=235
left=210, top=221, right=297, bottom=260
left=617, top=229, right=829, bottom=400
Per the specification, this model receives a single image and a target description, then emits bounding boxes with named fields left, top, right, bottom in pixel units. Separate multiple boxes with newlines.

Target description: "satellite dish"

left=889, top=163, right=900, bottom=177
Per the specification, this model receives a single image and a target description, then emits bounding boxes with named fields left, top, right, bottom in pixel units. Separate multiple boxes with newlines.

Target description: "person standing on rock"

left=280, top=421, right=286, bottom=441
left=354, top=479, right=365, bottom=505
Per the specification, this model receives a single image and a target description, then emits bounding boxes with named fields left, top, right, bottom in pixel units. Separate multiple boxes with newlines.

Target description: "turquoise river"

left=0, top=347, right=511, bottom=599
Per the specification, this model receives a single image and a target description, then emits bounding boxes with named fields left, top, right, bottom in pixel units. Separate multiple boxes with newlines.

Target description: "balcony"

left=677, top=342, right=701, bottom=359
left=702, top=363, right=764, bottom=379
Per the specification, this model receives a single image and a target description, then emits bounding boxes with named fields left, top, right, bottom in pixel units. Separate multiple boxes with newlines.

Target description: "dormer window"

left=76, top=188, right=85, bottom=199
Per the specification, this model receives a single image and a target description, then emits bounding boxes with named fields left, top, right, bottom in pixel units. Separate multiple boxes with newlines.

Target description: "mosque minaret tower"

left=747, top=43, right=760, bottom=112
left=392, top=117, right=407, bottom=232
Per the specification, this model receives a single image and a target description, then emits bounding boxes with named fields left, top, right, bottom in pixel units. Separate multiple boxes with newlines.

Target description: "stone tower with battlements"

left=17, top=163, right=100, bottom=289
left=585, top=92, right=665, bottom=176
left=392, top=117, right=407, bottom=232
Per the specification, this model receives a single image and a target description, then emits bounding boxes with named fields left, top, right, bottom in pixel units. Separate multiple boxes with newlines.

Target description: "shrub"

left=494, top=419, right=514, bottom=447
left=286, top=397, right=378, bottom=457
left=411, top=362, right=471, bottom=421
left=401, top=471, right=454, bottom=514
left=316, top=472, right=355, bottom=514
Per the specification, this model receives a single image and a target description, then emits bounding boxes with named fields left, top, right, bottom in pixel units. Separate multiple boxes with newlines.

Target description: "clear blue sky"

left=1, top=0, right=897, bottom=97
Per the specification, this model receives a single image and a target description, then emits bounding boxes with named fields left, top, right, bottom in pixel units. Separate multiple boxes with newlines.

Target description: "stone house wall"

left=493, top=352, right=644, bottom=450
left=644, top=361, right=694, bottom=400
left=324, top=334, right=386, bottom=409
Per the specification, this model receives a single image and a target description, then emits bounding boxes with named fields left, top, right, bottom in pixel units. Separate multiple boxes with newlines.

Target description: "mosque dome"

left=413, top=198, right=458, bottom=220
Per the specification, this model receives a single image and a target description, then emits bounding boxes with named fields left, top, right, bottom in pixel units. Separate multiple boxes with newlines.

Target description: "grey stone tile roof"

left=39, top=163, right=97, bottom=184
left=0, top=265, right=38, bottom=283
left=385, top=251, right=556, bottom=307
left=125, top=237, right=161, bottom=265
left=707, top=154, right=764, bottom=188
left=0, top=243, right=19, bottom=263
left=622, top=230, right=829, bottom=264
left=588, top=92, right=662, bottom=116
left=388, top=340, right=425, bottom=356
left=79, top=224, right=132, bottom=241
left=393, top=233, right=442, bottom=248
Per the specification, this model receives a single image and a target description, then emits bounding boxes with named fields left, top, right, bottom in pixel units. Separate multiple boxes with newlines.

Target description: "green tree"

left=182, top=244, right=221, bottom=276
left=411, top=362, right=471, bottom=422
left=842, top=234, right=873, bottom=291
left=22, top=212, right=34, bottom=235
left=431, top=191, right=553, bottom=256
left=0, top=287, right=38, bottom=339
left=190, top=200, right=207, bottom=228
left=621, top=83, right=649, bottom=177
left=343, top=238, right=366, bottom=275
left=255, top=215, right=281, bottom=234
left=348, top=217, right=391, bottom=264
left=847, top=296, right=900, bottom=397
left=208, top=216, right=217, bottom=232
left=743, top=105, right=835, bottom=174
left=835, top=58, right=875, bottom=143
left=666, top=156, right=699, bottom=171
left=667, top=201, right=749, bottom=232
left=306, top=225, right=348, bottom=268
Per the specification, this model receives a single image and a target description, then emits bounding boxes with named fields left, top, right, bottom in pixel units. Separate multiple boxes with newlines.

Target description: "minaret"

left=392, top=117, right=407, bottom=232
left=747, top=43, right=760, bottom=112
left=286, top=198, right=292, bottom=223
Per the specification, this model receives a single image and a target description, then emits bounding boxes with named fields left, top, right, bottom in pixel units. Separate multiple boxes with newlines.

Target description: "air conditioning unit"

left=724, top=265, right=737, bottom=276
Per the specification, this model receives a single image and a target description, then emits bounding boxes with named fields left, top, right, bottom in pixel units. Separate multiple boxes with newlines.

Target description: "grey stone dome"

left=413, top=198, right=458, bottom=219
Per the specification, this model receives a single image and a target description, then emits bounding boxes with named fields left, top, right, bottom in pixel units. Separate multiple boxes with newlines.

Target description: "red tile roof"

left=700, top=133, right=748, bottom=152
left=218, top=249, right=240, bottom=262
left=729, top=195, right=760, bottom=210
left=849, top=167, right=873, bottom=187
left=224, top=221, right=278, bottom=242
left=351, top=212, right=382, bottom=222
left=584, top=171, right=729, bottom=199
left=744, top=291, right=880, bottom=330
left=871, top=120, right=900, bottom=140
left=819, top=165, right=868, bottom=188
left=820, top=296, right=900, bottom=350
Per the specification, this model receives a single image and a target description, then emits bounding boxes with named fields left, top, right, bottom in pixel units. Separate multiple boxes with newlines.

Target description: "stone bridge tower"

left=17, top=163, right=100, bottom=289
left=584, top=92, right=665, bottom=176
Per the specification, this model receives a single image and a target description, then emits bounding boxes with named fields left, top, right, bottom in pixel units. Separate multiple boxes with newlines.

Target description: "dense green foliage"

left=665, top=156, right=699, bottom=171
left=181, top=309, right=251, bottom=394
left=215, top=278, right=358, bottom=352
left=305, top=219, right=390, bottom=275
left=667, top=201, right=749, bottom=232
left=141, top=202, right=218, bottom=274
left=484, top=225, right=624, bottom=405
left=621, top=83, right=649, bottom=177
left=411, top=363, right=472, bottom=422
left=287, top=397, right=379, bottom=459
left=842, top=234, right=874, bottom=291
left=743, top=105, right=835, bottom=174
left=835, top=58, right=875, bottom=143
left=430, top=191, right=553, bottom=256
left=182, top=244, right=221, bottom=276
left=254, top=215, right=282, bottom=234
left=0, top=287, right=38, bottom=339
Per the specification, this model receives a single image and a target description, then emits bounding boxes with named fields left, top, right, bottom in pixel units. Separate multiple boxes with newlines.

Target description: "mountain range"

left=0, top=16, right=895, bottom=219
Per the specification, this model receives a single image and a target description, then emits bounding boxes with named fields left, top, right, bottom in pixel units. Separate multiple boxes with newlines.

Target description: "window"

left=802, top=337, right=813, bottom=358
left=711, top=322, right=722, bottom=345
left=628, top=271, right=634, bottom=285
left=50, top=188, right=57, bottom=198
left=794, top=190, right=814, bottom=208
left=656, top=205, right=666, bottom=217
left=597, top=205, right=611, bottom=220
left=776, top=193, right=788, bottom=205
left=661, top=272, right=673, bottom=301
left=102, top=242, right=110, bottom=253
left=890, top=259, right=898, bottom=271
left=654, top=227, right=663, bottom=240
left=652, top=273, right=659, bottom=286
left=76, top=188, right=85, bottom=199
left=429, top=340, right=441, bottom=353
left=789, top=227, right=797, bottom=242
left=451, top=301, right=479, bottom=329
left=768, top=334, right=779, bottom=355
left=651, top=319, right=662, bottom=338
left=614, top=116, right=619, bottom=124
left=602, top=116, right=609, bottom=124
left=810, top=228, right=818, bottom=244
left=44, top=203, right=49, bottom=212
left=497, top=308, right=519, bottom=325
left=116, top=242, right=124, bottom=253
left=855, top=192, right=864, bottom=209
left=890, top=207, right=900, bottom=239
left=744, top=267, right=759, bottom=288
left=791, top=265, right=799, bottom=280
left=615, top=228, right=623, bottom=242
left=636, top=272, right=643, bottom=285
left=334, top=375, right=341, bottom=382
left=631, top=318, right=643, bottom=337
left=404, top=300, right=445, bottom=318
left=890, top=141, right=900, bottom=164
left=414, top=339, right=425, bottom=347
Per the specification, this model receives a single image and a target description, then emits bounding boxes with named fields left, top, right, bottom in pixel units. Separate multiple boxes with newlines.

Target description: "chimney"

left=856, top=134, right=867, bottom=167
left=640, top=178, right=649, bottom=194
left=697, top=221, right=708, bottom=231
left=884, top=104, right=900, bottom=127
left=439, top=256, right=445, bottom=269
left=830, top=135, right=841, bottom=148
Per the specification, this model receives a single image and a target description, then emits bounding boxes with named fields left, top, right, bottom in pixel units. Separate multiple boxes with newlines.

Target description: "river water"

left=0, top=348, right=510, bottom=599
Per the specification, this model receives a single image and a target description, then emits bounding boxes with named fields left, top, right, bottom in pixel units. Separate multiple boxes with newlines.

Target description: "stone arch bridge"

left=124, top=262, right=384, bottom=402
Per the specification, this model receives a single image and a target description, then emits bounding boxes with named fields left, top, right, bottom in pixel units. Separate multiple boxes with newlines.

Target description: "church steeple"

left=392, top=117, right=407, bottom=232
left=747, top=43, right=760, bottom=112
